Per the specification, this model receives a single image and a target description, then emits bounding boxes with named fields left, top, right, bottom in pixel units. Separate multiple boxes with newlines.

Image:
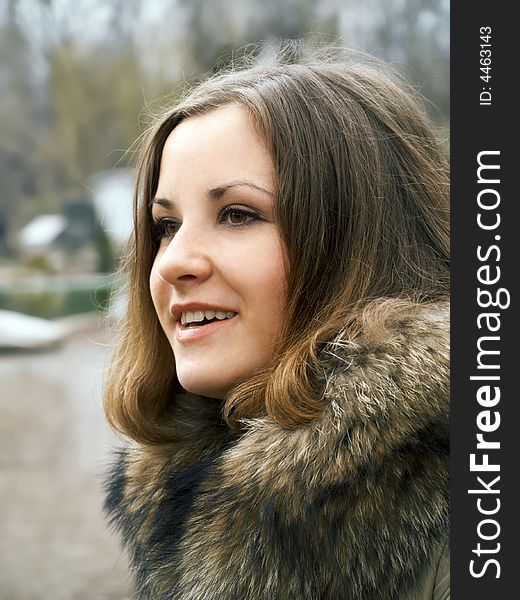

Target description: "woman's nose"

left=154, top=225, right=212, bottom=285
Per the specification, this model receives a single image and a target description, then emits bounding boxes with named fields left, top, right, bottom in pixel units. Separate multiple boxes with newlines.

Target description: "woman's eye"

left=151, top=218, right=180, bottom=240
left=219, top=206, right=259, bottom=227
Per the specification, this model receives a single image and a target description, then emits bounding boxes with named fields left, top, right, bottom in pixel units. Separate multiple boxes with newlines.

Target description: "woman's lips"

left=175, top=315, right=238, bottom=343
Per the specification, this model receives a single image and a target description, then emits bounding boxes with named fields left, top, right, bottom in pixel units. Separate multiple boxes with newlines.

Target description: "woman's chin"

left=176, top=371, right=228, bottom=400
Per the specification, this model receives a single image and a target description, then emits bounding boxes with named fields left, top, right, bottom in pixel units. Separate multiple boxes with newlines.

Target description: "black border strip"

left=451, top=2, right=517, bottom=596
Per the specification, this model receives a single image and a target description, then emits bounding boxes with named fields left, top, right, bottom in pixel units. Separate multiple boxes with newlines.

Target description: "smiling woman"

left=149, top=105, right=286, bottom=400
left=103, top=45, right=450, bottom=600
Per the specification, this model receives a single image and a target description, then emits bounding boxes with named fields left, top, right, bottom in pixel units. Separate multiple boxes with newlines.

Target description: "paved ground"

left=0, top=322, right=131, bottom=599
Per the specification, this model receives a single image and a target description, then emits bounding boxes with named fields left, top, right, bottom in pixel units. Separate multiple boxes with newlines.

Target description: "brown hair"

left=104, top=46, right=449, bottom=444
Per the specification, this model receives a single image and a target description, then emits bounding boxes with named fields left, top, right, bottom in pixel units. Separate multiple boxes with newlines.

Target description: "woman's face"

left=150, top=104, right=287, bottom=399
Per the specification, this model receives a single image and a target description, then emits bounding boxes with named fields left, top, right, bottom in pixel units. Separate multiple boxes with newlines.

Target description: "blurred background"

left=0, top=0, right=449, bottom=598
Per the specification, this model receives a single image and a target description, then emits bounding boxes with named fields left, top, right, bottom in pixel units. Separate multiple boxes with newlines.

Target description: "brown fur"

left=105, top=302, right=449, bottom=599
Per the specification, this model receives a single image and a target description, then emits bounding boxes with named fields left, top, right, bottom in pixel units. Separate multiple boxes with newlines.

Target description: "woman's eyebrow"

left=207, top=180, right=273, bottom=199
left=152, top=197, right=174, bottom=209
left=152, top=181, right=273, bottom=208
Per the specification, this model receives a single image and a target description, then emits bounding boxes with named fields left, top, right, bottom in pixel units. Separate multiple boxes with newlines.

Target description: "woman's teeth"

left=180, top=310, right=237, bottom=326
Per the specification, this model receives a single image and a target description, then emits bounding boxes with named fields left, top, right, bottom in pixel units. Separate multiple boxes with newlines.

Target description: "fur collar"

left=105, top=301, right=450, bottom=600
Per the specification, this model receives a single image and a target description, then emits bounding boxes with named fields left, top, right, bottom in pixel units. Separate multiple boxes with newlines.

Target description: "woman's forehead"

left=155, top=105, right=275, bottom=201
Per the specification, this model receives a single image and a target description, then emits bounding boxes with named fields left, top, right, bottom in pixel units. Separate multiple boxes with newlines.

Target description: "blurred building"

left=17, top=200, right=103, bottom=273
left=90, top=168, right=135, bottom=249
left=16, top=167, right=135, bottom=275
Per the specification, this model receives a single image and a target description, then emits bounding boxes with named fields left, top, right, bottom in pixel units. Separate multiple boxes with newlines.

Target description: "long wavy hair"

left=104, top=47, right=450, bottom=444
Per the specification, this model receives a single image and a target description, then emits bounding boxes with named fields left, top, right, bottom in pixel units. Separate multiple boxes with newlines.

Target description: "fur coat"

left=105, top=302, right=450, bottom=600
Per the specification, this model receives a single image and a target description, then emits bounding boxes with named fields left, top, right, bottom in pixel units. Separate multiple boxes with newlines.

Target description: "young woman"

left=104, top=48, right=450, bottom=600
